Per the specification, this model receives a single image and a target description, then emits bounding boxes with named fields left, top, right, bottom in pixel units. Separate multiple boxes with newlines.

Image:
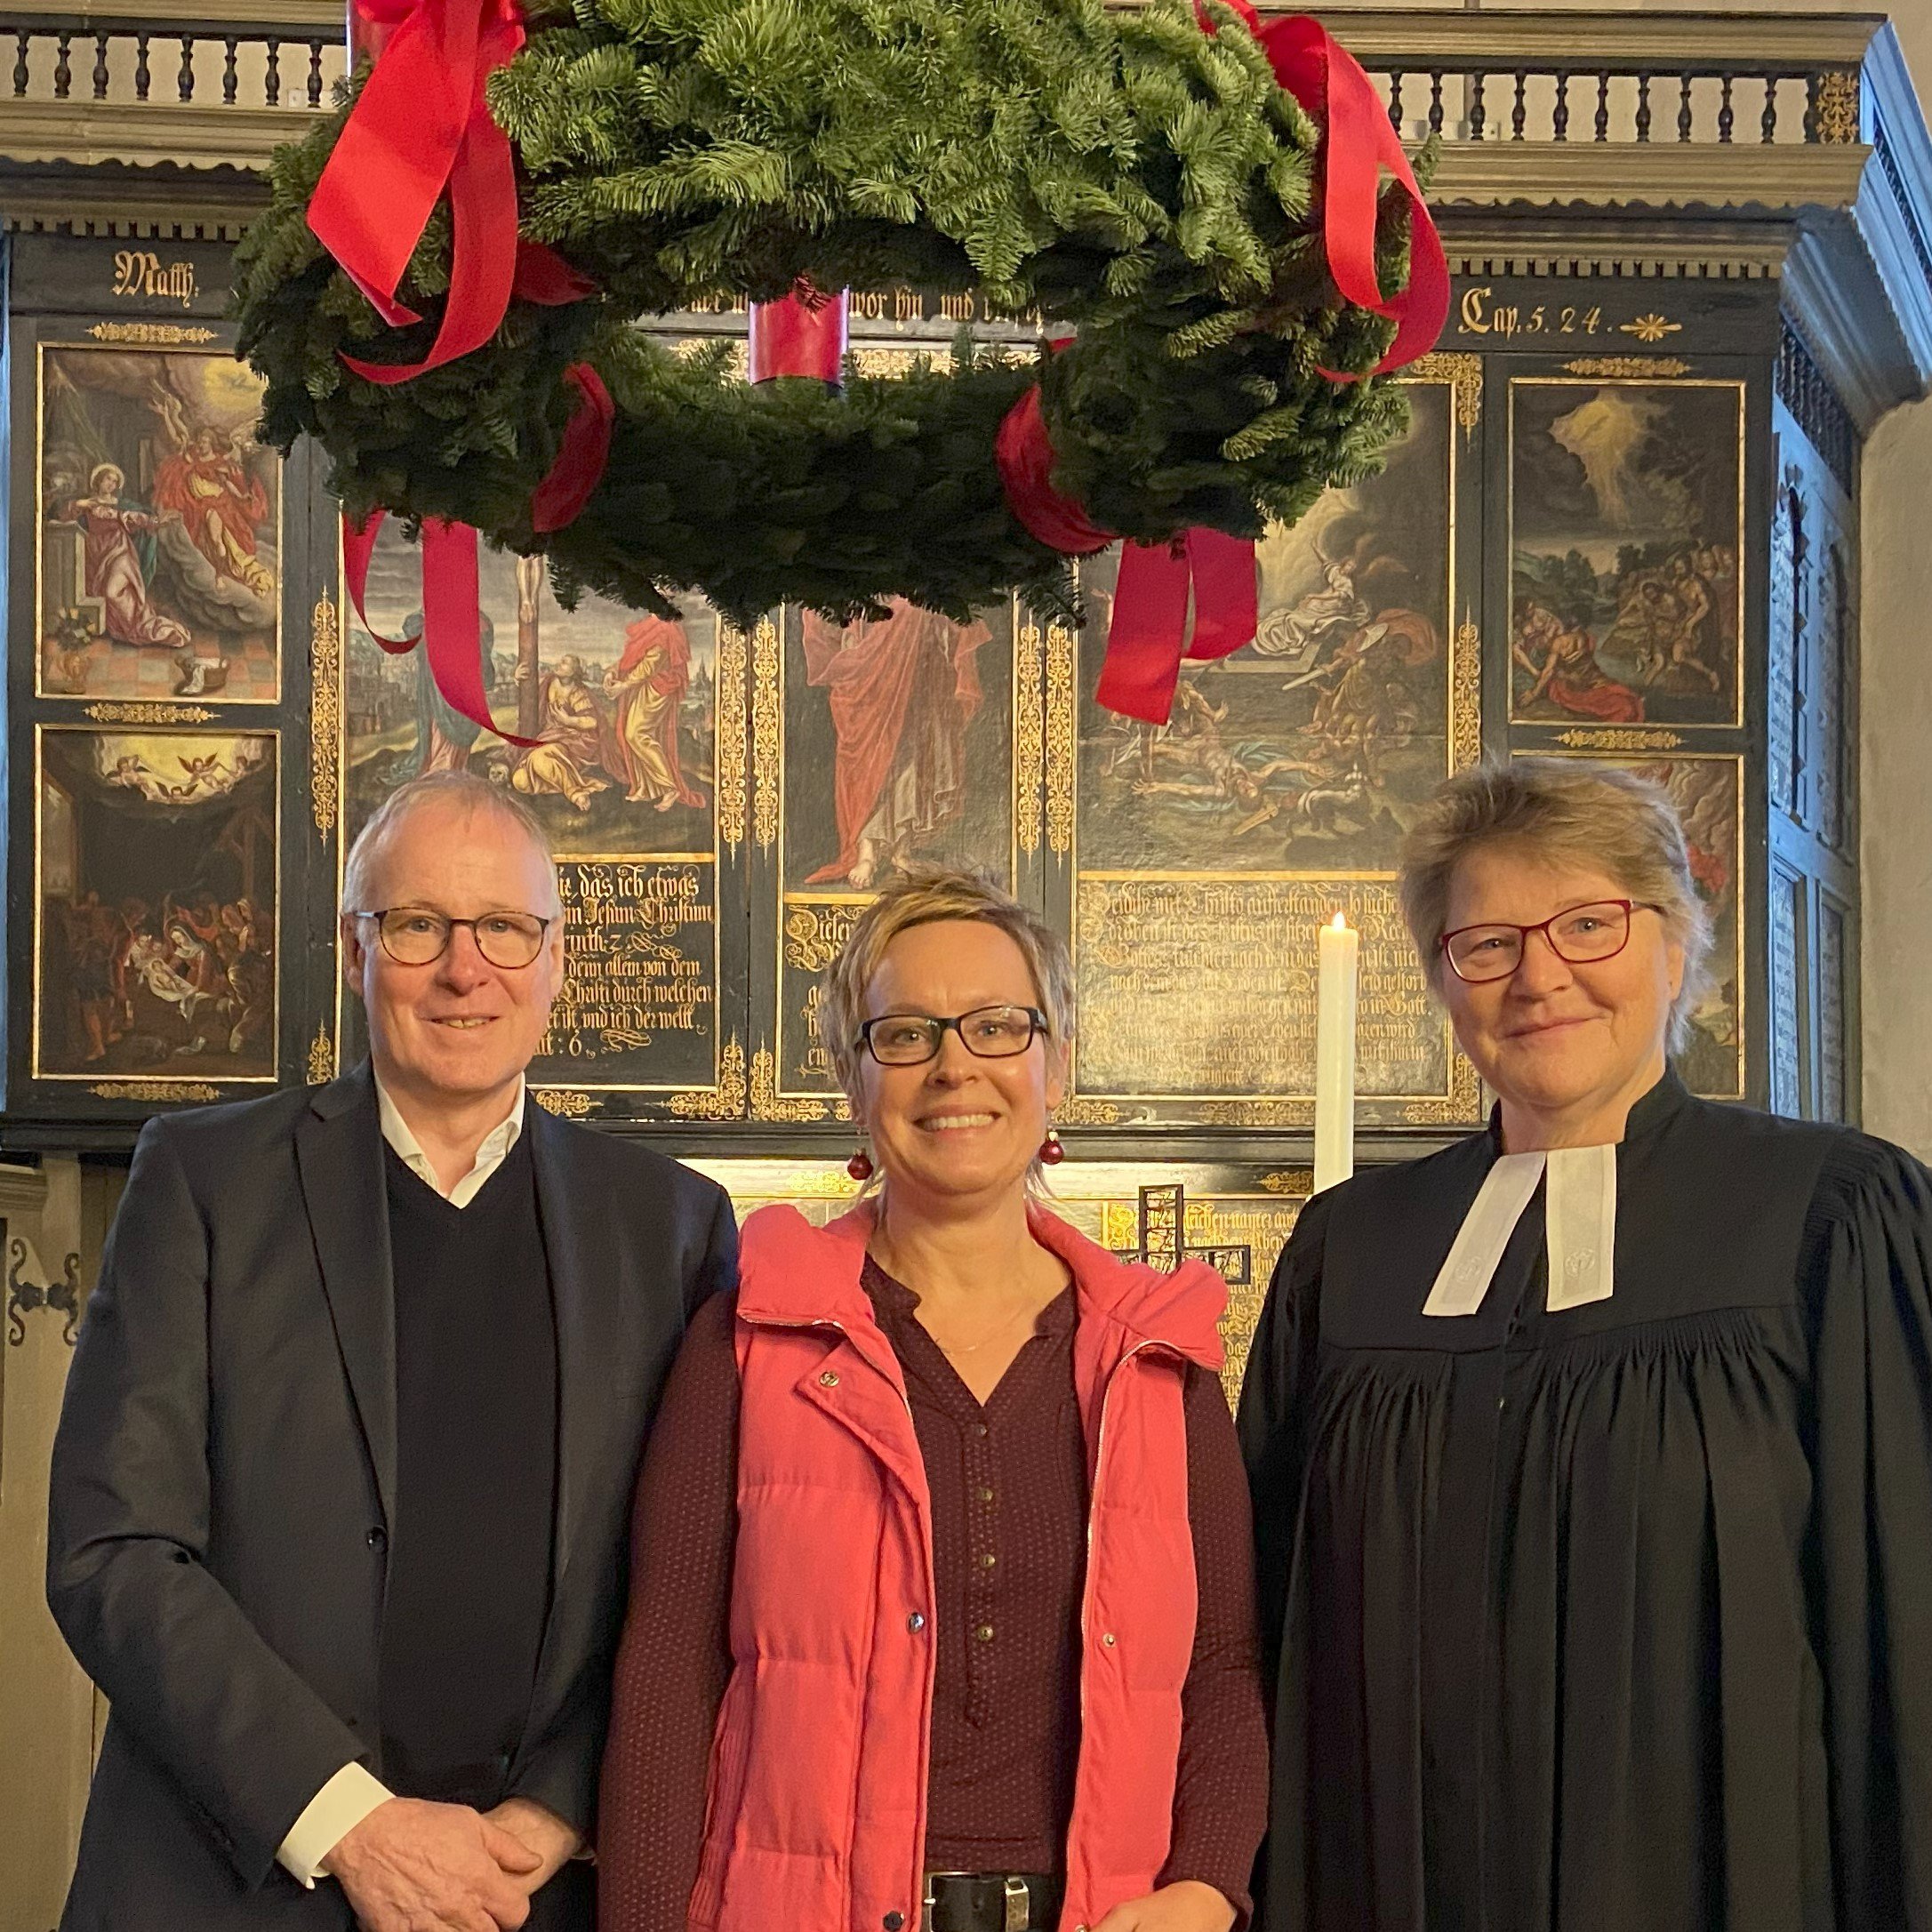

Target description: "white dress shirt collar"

left=374, top=1073, right=527, bottom=1209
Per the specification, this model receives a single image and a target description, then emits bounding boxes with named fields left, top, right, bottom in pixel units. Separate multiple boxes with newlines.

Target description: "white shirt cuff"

left=277, top=1761, right=394, bottom=1887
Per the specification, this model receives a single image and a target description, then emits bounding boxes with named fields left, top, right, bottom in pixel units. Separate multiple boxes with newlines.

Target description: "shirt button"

left=972, top=1422, right=990, bottom=1438
left=980, top=1552, right=998, bottom=1570
left=975, top=1623, right=995, bottom=1643
left=976, top=1486, right=994, bottom=1504
left=1102, top=1631, right=1117, bottom=1647
left=819, top=1371, right=840, bottom=1388
left=365, top=1527, right=387, bottom=1551
left=907, top=1612, right=926, bottom=1632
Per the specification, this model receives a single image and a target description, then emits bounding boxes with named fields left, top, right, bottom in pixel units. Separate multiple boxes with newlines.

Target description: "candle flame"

left=1328, top=911, right=1348, bottom=930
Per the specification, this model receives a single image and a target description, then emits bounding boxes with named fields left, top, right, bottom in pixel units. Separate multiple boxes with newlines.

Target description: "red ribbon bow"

left=996, top=10, right=1448, bottom=724
left=310, top=0, right=593, bottom=384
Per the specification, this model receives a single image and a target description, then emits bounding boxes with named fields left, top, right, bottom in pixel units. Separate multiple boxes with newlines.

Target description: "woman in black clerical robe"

left=1239, top=758, right=1932, bottom=1932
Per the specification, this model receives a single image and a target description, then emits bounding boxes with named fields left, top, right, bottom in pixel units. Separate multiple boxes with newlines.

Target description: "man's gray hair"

left=341, top=771, right=560, bottom=914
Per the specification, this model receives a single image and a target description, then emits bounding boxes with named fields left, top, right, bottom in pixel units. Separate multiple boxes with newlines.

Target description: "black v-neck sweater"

left=377, top=1128, right=557, bottom=1807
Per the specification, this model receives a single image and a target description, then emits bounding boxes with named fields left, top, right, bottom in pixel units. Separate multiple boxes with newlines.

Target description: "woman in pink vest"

left=599, top=867, right=1268, bottom=1932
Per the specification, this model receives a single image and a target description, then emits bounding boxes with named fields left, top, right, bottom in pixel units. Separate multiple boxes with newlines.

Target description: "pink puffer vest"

left=686, top=1199, right=1226, bottom=1932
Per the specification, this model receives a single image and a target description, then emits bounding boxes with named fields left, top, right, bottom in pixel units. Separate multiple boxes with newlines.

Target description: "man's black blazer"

left=47, top=1062, right=736, bottom=1929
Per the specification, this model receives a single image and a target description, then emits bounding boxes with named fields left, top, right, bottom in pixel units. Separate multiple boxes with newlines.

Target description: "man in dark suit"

left=48, top=770, right=737, bottom=1931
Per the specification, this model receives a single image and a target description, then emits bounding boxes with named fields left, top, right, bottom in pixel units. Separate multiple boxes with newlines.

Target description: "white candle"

left=1313, top=910, right=1359, bottom=1194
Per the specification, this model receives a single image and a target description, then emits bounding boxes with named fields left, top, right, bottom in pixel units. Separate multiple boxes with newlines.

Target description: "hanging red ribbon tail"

left=1255, top=16, right=1448, bottom=376
left=1095, top=534, right=1259, bottom=724
left=341, top=509, right=540, bottom=745
left=530, top=364, right=614, bottom=533
left=315, top=0, right=534, bottom=383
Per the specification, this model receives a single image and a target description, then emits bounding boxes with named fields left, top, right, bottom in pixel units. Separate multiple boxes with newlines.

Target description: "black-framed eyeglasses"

left=855, top=1004, right=1049, bottom=1067
left=1439, top=898, right=1663, bottom=984
left=350, top=907, right=554, bottom=971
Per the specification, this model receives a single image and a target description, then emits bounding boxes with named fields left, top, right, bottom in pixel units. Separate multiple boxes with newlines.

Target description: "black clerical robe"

left=1238, top=1071, right=1932, bottom=1932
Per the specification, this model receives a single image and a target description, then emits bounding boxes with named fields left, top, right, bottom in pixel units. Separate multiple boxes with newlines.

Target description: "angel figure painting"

left=38, top=347, right=280, bottom=701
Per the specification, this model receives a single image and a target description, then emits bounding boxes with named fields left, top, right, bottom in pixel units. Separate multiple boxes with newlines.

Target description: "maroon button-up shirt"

left=597, top=1259, right=1269, bottom=1932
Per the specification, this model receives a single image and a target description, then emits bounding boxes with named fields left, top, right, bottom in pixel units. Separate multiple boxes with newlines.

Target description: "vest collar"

left=736, top=1198, right=1225, bottom=1374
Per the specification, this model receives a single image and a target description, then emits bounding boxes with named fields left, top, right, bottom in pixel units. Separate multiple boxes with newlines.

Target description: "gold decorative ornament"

left=531, top=1088, right=597, bottom=1118
left=1619, top=313, right=1684, bottom=344
left=750, top=1046, right=831, bottom=1122
left=668, top=1036, right=749, bottom=1119
left=715, top=625, right=749, bottom=853
left=1015, top=621, right=1045, bottom=855
left=84, top=321, right=217, bottom=346
left=306, top=1021, right=334, bottom=1086
left=1452, top=621, right=1484, bottom=771
left=1407, top=351, right=1483, bottom=440
left=1256, top=1168, right=1316, bottom=1195
left=1554, top=726, right=1687, bottom=751
left=1814, top=68, right=1861, bottom=145
left=1198, top=1097, right=1313, bottom=1127
left=82, top=701, right=214, bottom=725
left=1054, top=1095, right=1125, bottom=1126
left=752, top=618, right=782, bottom=851
left=1045, top=622, right=1077, bottom=856
left=1562, top=357, right=1692, bottom=379
left=91, top=1081, right=223, bottom=1102
left=309, top=596, right=341, bottom=840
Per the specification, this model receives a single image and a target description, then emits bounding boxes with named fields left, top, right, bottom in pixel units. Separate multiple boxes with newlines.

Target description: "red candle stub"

left=749, top=282, right=850, bottom=384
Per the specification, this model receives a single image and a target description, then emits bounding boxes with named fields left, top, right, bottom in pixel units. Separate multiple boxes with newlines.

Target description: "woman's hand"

left=1090, top=1880, right=1238, bottom=1932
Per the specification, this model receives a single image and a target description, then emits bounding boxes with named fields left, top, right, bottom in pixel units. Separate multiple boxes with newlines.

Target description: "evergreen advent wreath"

left=234, top=0, right=1443, bottom=699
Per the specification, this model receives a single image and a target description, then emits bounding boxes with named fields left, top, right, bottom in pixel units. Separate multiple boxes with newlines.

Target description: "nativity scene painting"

left=341, top=528, right=717, bottom=862
left=37, top=346, right=280, bottom=702
left=36, top=729, right=277, bottom=1081
left=1511, top=380, right=1744, bottom=730
left=780, top=598, right=1016, bottom=894
left=1075, top=378, right=1454, bottom=875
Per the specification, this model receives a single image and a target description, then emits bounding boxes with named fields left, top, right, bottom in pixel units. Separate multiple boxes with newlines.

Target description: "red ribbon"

left=312, top=0, right=593, bottom=385
left=343, top=510, right=537, bottom=743
left=1204, top=3, right=1449, bottom=378
left=748, top=281, right=851, bottom=383
left=530, top=363, right=614, bottom=533
left=996, top=12, right=1447, bottom=722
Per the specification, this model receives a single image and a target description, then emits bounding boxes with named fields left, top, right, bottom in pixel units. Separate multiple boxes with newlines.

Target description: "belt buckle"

left=1003, top=1877, right=1030, bottom=1932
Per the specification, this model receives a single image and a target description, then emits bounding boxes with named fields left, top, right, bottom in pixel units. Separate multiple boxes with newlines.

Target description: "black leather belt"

left=922, top=1872, right=1063, bottom=1932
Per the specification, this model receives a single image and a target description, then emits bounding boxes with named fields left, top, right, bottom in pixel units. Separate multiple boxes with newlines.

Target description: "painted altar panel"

left=341, top=524, right=743, bottom=1113
left=33, top=726, right=278, bottom=1087
left=1065, top=370, right=1481, bottom=1130
left=36, top=342, right=280, bottom=704
left=773, top=597, right=1026, bottom=1100
left=689, top=1156, right=1311, bottom=1407
left=1508, top=378, right=1744, bottom=733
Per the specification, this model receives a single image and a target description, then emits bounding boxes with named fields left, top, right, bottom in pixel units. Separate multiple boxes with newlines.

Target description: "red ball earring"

left=846, top=1143, right=874, bottom=1182
left=1038, top=1126, right=1065, bottom=1166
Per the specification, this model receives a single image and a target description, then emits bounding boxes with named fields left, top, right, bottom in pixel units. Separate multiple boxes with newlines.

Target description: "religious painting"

left=1069, top=379, right=1474, bottom=1120
left=1548, top=750, right=1744, bottom=1099
left=342, top=526, right=726, bottom=1096
left=693, top=1155, right=1309, bottom=1407
left=774, top=597, right=1020, bottom=1095
left=1510, top=379, right=1744, bottom=731
left=34, top=727, right=277, bottom=1081
left=36, top=345, right=279, bottom=702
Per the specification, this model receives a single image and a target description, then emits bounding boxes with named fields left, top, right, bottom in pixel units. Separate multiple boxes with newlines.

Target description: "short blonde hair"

left=1398, top=758, right=1714, bottom=1052
left=819, top=865, right=1073, bottom=1108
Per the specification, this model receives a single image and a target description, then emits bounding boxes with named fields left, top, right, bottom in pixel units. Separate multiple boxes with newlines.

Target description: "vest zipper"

left=1070, top=1337, right=1172, bottom=1926
left=737, top=1305, right=932, bottom=1931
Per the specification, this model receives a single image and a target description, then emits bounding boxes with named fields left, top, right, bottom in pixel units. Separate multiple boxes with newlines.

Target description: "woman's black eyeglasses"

left=854, top=1004, right=1049, bottom=1067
